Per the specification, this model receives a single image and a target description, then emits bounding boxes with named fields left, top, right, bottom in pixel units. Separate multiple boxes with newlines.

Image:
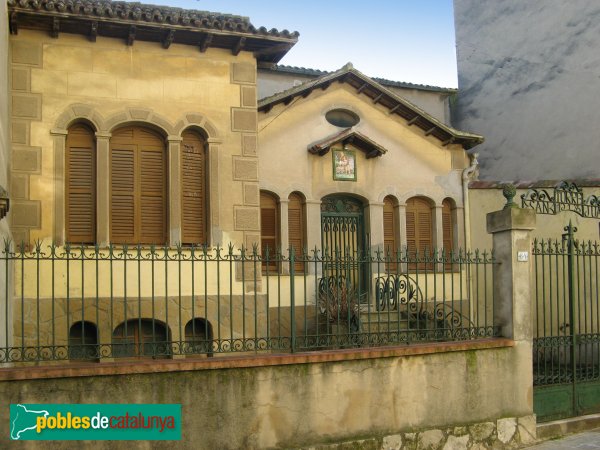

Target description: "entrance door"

left=320, top=195, right=368, bottom=301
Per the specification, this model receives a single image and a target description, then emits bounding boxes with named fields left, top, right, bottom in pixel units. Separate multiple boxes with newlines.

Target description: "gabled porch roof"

left=308, top=128, right=387, bottom=158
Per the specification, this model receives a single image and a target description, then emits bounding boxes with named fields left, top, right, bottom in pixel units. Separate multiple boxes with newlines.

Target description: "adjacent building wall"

left=469, top=184, right=600, bottom=250
left=453, top=1, right=600, bottom=180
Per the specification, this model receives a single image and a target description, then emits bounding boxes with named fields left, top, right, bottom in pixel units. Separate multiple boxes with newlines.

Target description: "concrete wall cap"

left=486, top=208, right=536, bottom=234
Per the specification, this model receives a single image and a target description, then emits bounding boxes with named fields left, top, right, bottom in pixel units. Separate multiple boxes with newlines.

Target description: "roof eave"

left=8, top=1, right=298, bottom=63
left=308, top=129, right=388, bottom=158
left=259, top=66, right=484, bottom=149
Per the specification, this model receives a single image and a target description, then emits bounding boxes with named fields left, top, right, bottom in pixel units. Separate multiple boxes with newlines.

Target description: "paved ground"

left=524, top=428, right=600, bottom=449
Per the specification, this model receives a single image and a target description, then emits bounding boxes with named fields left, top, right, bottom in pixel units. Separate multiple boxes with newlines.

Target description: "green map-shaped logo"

left=10, top=404, right=49, bottom=440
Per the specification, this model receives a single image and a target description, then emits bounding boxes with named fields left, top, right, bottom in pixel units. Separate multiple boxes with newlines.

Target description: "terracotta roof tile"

left=7, top=0, right=298, bottom=63
left=263, top=64, right=456, bottom=93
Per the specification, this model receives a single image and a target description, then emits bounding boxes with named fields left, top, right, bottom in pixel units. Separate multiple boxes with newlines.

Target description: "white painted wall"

left=453, top=0, right=600, bottom=180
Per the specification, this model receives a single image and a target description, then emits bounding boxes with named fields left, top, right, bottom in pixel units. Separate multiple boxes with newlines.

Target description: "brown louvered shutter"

left=260, top=192, right=279, bottom=271
left=406, top=197, right=433, bottom=269
left=66, top=124, right=96, bottom=244
left=181, top=131, right=207, bottom=245
left=288, top=193, right=305, bottom=272
left=110, top=144, right=136, bottom=243
left=139, top=143, right=166, bottom=244
left=442, top=200, right=454, bottom=268
left=383, top=196, right=397, bottom=270
left=110, top=127, right=166, bottom=244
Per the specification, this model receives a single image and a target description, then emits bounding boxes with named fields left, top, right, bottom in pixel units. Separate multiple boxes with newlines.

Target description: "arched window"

left=66, top=123, right=96, bottom=243
left=68, top=321, right=98, bottom=361
left=288, top=192, right=305, bottom=272
left=406, top=197, right=433, bottom=269
left=383, top=196, right=398, bottom=270
left=112, top=319, right=170, bottom=358
left=181, top=130, right=208, bottom=244
left=260, top=191, right=279, bottom=271
left=110, top=126, right=167, bottom=244
left=184, top=318, right=214, bottom=357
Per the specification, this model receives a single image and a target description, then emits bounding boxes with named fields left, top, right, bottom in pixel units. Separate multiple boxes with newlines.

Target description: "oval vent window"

left=325, top=109, right=360, bottom=127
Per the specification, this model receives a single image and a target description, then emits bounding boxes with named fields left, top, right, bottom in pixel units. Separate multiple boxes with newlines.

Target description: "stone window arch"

left=184, top=318, right=214, bottom=357
left=68, top=321, right=98, bottom=361
left=112, top=319, right=171, bottom=358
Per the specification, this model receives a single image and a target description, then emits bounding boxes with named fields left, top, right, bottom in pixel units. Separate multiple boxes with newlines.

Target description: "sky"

left=132, top=0, right=459, bottom=88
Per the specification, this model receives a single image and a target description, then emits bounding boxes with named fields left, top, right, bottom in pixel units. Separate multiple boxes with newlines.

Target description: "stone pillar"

left=434, top=205, right=444, bottom=271
left=486, top=207, right=536, bottom=340
left=398, top=203, right=407, bottom=272
left=167, top=136, right=182, bottom=246
left=367, top=202, right=384, bottom=252
left=305, top=200, right=322, bottom=275
left=487, top=204, right=537, bottom=440
left=51, top=128, right=68, bottom=245
left=433, top=205, right=444, bottom=251
left=207, top=139, right=221, bottom=246
left=95, top=132, right=111, bottom=246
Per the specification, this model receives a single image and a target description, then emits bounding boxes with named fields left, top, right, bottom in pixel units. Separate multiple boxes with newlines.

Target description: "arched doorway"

left=320, top=195, right=368, bottom=301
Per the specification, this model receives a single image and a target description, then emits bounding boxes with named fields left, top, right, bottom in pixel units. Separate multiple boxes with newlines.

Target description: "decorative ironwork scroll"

left=521, top=181, right=600, bottom=218
left=320, top=196, right=363, bottom=214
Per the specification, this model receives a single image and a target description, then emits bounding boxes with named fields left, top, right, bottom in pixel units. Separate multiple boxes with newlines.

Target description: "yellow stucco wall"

left=259, top=83, right=464, bottom=205
left=258, top=82, right=468, bottom=254
left=469, top=187, right=600, bottom=250
left=10, top=29, right=260, bottom=249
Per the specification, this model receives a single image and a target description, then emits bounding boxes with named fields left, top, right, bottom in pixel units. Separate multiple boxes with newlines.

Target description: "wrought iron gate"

left=320, top=196, right=368, bottom=302
left=521, top=182, right=600, bottom=421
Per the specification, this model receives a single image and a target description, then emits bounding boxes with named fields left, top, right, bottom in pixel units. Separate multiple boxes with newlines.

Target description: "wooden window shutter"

left=406, top=197, right=433, bottom=269
left=260, top=192, right=279, bottom=271
left=442, top=199, right=454, bottom=269
left=110, top=144, right=136, bottom=243
left=139, top=143, right=166, bottom=244
left=110, top=127, right=166, bottom=244
left=181, top=131, right=207, bottom=245
left=288, top=193, right=305, bottom=272
left=66, top=124, right=96, bottom=244
left=442, top=200, right=454, bottom=254
left=383, top=196, right=398, bottom=271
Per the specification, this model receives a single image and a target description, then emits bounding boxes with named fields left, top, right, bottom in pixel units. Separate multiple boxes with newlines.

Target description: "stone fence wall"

left=0, top=339, right=534, bottom=449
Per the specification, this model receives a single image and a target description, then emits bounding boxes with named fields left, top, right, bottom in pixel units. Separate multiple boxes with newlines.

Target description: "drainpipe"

left=462, top=153, right=479, bottom=324
left=461, top=152, right=479, bottom=252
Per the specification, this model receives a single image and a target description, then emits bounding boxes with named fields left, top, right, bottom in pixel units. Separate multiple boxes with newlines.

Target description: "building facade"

left=2, top=0, right=485, bottom=359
